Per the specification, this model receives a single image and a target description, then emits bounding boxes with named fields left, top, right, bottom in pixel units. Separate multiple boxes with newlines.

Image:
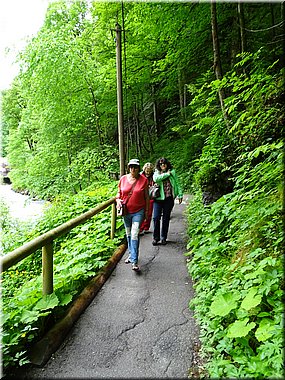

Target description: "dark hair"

left=155, top=157, right=173, bottom=171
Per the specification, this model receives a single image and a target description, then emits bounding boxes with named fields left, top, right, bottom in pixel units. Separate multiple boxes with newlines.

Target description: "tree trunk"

left=151, top=85, right=158, bottom=135
left=133, top=102, right=141, bottom=157
left=237, top=1, right=246, bottom=53
left=270, top=3, right=276, bottom=41
left=178, top=69, right=186, bottom=120
left=281, top=2, right=285, bottom=84
left=211, top=1, right=230, bottom=127
left=140, top=96, right=154, bottom=153
left=89, top=87, right=103, bottom=145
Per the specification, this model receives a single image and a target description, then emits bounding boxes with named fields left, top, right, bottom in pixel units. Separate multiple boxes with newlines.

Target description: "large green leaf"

left=210, top=292, right=240, bottom=317
left=227, top=318, right=256, bottom=338
left=34, top=293, right=59, bottom=311
left=20, top=310, right=41, bottom=324
left=58, top=294, right=73, bottom=306
left=241, top=287, right=262, bottom=311
left=255, top=318, right=275, bottom=342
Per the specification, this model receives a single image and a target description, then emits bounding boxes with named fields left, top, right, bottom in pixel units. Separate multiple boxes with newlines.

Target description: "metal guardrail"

left=1, top=197, right=118, bottom=295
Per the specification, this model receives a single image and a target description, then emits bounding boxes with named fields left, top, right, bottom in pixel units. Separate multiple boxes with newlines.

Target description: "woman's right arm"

left=153, top=170, right=170, bottom=183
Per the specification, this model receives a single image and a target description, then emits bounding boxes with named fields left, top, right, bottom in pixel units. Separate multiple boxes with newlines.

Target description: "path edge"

left=28, top=241, right=127, bottom=367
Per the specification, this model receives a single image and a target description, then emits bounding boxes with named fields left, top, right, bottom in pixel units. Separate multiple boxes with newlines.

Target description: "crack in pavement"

left=149, top=316, right=196, bottom=377
left=117, top=315, right=146, bottom=339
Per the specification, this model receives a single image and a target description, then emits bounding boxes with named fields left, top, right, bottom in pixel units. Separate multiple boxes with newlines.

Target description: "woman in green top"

left=152, top=157, right=183, bottom=245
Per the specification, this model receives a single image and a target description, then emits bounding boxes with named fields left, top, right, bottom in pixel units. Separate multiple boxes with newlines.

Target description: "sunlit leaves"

left=34, top=293, right=59, bottom=311
left=227, top=318, right=256, bottom=338
left=210, top=291, right=240, bottom=317
left=4, top=1, right=120, bottom=198
left=240, top=287, right=262, bottom=311
left=255, top=319, right=275, bottom=342
left=2, top=183, right=125, bottom=370
left=187, top=97, right=283, bottom=378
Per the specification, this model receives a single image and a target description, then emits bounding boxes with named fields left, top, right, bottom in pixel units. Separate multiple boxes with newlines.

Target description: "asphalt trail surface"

left=17, top=199, right=200, bottom=378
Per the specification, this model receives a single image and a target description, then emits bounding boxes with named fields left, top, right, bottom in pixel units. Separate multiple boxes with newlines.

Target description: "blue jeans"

left=153, top=196, right=174, bottom=241
left=123, top=208, right=144, bottom=264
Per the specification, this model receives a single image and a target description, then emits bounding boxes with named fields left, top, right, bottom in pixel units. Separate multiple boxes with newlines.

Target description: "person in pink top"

left=116, top=159, right=149, bottom=271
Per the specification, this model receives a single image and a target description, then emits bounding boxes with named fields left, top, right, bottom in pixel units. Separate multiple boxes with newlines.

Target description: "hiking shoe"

left=132, top=263, right=139, bottom=271
left=152, top=239, right=159, bottom=246
left=125, top=257, right=131, bottom=264
left=161, top=239, right=167, bottom=245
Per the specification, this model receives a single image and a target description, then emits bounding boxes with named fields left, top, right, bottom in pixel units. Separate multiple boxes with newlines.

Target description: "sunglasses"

left=159, top=162, right=166, bottom=165
left=129, top=165, right=139, bottom=169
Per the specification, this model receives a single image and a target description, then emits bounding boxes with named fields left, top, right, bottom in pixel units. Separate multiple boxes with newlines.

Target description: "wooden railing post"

left=1, top=197, right=117, bottom=297
left=111, top=202, right=117, bottom=239
left=42, top=242, right=53, bottom=295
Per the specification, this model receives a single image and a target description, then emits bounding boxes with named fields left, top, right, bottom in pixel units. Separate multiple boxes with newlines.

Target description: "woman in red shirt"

left=116, top=159, right=149, bottom=271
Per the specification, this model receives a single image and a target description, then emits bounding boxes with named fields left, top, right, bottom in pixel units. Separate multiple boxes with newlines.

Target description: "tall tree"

left=2, top=0, right=282, bottom=198
left=211, top=1, right=229, bottom=126
left=237, top=1, right=246, bottom=53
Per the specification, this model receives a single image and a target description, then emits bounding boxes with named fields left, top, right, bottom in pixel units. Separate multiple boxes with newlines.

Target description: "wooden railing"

left=1, top=197, right=118, bottom=295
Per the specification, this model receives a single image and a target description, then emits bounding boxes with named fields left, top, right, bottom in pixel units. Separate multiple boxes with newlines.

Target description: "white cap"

left=128, top=158, right=140, bottom=166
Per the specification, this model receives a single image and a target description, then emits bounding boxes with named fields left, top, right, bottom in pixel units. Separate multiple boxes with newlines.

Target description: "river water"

left=0, top=184, right=48, bottom=222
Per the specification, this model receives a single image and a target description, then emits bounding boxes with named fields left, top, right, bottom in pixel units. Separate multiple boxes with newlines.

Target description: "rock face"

left=2, top=176, right=12, bottom=184
left=202, top=170, right=234, bottom=206
left=0, top=159, right=11, bottom=185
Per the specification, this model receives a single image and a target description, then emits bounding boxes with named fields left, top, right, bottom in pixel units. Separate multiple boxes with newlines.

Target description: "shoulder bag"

left=149, top=183, right=160, bottom=200
left=117, top=180, right=137, bottom=216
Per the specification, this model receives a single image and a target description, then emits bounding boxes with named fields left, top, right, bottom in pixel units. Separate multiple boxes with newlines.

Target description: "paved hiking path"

left=15, top=198, right=200, bottom=379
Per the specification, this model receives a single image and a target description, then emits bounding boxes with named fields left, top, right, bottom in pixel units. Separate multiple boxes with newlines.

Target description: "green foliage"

left=3, top=1, right=121, bottom=199
left=190, top=51, right=283, bottom=197
left=2, top=1, right=283, bottom=199
left=1, top=2, right=284, bottom=377
left=209, top=291, right=240, bottom=317
left=186, top=141, right=283, bottom=378
left=2, top=181, right=125, bottom=371
left=147, top=129, right=205, bottom=192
